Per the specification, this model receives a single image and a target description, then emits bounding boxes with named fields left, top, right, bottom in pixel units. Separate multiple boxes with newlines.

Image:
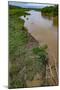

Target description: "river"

left=20, top=10, right=58, bottom=76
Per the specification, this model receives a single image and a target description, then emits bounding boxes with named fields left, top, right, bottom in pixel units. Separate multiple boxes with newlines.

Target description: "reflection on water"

left=53, top=16, right=58, bottom=26
left=20, top=10, right=58, bottom=67
left=41, top=13, right=52, bottom=20
left=41, top=12, right=58, bottom=27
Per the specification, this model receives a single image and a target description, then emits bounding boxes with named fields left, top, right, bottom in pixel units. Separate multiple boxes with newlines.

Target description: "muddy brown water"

left=20, top=10, right=58, bottom=84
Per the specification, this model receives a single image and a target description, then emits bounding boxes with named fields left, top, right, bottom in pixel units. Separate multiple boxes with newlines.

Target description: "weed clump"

left=32, top=45, right=48, bottom=65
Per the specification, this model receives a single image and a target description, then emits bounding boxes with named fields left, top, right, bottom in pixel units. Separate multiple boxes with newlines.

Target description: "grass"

left=9, top=5, right=48, bottom=88
left=32, top=45, right=48, bottom=63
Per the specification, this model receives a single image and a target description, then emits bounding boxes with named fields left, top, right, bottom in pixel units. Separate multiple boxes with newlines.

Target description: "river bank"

left=9, top=6, right=48, bottom=88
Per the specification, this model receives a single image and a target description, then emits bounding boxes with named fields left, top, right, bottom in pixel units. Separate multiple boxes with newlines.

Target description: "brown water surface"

left=20, top=10, right=58, bottom=72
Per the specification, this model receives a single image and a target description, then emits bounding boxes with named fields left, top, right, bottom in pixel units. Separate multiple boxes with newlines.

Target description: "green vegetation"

left=9, top=5, right=48, bottom=88
left=9, top=5, right=30, bottom=17
left=41, top=5, right=58, bottom=17
left=32, top=45, right=48, bottom=71
left=41, top=5, right=58, bottom=26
